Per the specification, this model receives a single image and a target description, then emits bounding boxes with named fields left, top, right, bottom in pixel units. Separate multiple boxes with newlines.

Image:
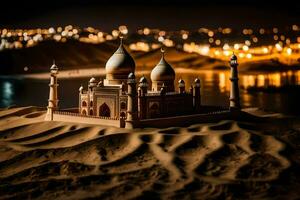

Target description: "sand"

left=0, top=107, right=300, bottom=199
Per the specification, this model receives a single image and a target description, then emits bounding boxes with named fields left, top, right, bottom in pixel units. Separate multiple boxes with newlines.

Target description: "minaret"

left=126, top=72, right=139, bottom=128
left=45, top=61, right=59, bottom=121
left=194, top=78, right=201, bottom=112
left=78, top=85, right=83, bottom=113
left=138, top=75, right=148, bottom=119
left=229, top=53, right=241, bottom=110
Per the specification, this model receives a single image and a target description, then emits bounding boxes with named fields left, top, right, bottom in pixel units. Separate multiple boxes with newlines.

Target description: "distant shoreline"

left=2, top=67, right=300, bottom=80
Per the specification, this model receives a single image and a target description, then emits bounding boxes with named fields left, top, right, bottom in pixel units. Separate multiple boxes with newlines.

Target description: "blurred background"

left=1, top=0, right=300, bottom=114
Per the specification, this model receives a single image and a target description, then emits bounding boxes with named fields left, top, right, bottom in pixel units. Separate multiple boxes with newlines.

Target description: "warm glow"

left=158, top=36, right=164, bottom=42
left=182, top=33, right=188, bottom=40
left=263, top=47, right=269, bottom=54
left=198, top=45, right=210, bottom=55
left=234, top=44, right=240, bottom=50
left=257, top=75, right=265, bottom=87
left=275, top=43, right=282, bottom=51
left=223, top=43, right=230, bottom=50
left=214, top=50, right=220, bottom=56
left=223, top=50, right=231, bottom=56
left=215, top=39, right=221, bottom=45
left=143, top=28, right=150, bottom=35
left=242, top=45, right=249, bottom=51
left=208, top=31, right=214, bottom=37
left=219, top=72, right=226, bottom=92
left=286, top=48, right=292, bottom=55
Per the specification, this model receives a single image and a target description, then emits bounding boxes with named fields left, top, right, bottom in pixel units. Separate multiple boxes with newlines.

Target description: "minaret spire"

left=126, top=72, right=139, bottom=128
left=161, top=47, right=165, bottom=58
left=229, top=53, right=241, bottom=111
left=45, top=61, right=59, bottom=121
left=119, top=35, right=124, bottom=45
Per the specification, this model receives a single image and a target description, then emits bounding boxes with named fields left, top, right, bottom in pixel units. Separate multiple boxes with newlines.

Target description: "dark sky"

left=1, top=0, right=299, bottom=30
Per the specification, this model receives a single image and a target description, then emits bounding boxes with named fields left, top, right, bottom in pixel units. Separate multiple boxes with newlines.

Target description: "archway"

left=82, top=110, right=87, bottom=115
left=89, top=109, right=93, bottom=115
left=82, top=101, right=87, bottom=107
left=149, top=103, right=159, bottom=118
left=99, top=103, right=111, bottom=117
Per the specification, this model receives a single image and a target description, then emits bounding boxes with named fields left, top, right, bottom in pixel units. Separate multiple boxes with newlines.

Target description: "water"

left=1, top=70, right=300, bottom=115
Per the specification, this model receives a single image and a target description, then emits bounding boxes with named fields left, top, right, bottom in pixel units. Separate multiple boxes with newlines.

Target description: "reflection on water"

left=214, top=70, right=300, bottom=91
left=1, top=70, right=300, bottom=115
left=1, top=80, right=14, bottom=107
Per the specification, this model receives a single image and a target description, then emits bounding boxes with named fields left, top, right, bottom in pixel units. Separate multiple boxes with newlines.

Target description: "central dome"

left=105, top=38, right=135, bottom=82
left=150, top=51, right=175, bottom=82
left=150, top=49, right=175, bottom=92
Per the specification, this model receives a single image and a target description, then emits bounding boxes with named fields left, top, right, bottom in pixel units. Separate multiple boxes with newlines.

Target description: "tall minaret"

left=229, top=53, right=241, bottom=110
left=126, top=72, right=138, bottom=128
left=138, top=75, right=148, bottom=119
left=45, top=61, right=59, bottom=121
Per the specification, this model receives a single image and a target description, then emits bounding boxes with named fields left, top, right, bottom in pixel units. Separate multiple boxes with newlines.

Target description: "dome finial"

left=119, top=35, right=124, bottom=45
left=50, top=59, right=58, bottom=72
left=161, top=47, right=165, bottom=58
left=230, top=51, right=238, bottom=61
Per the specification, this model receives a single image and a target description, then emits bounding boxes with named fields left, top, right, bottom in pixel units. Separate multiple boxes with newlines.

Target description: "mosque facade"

left=45, top=39, right=241, bottom=129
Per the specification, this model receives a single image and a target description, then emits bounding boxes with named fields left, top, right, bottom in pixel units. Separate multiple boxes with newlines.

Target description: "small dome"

left=97, top=80, right=104, bottom=87
left=139, top=76, right=148, bottom=83
left=150, top=50, right=175, bottom=82
left=105, top=38, right=135, bottom=77
left=178, top=79, right=185, bottom=84
left=231, top=53, right=237, bottom=61
left=128, top=72, right=135, bottom=79
left=89, top=77, right=97, bottom=83
left=50, top=60, right=58, bottom=72
left=194, top=78, right=200, bottom=83
left=50, top=63, right=58, bottom=70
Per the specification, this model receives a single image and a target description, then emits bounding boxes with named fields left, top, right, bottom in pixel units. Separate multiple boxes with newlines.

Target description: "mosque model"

left=45, top=39, right=241, bottom=129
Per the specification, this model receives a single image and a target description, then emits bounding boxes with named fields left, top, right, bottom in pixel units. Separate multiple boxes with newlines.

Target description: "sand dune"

left=0, top=107, right=300, bottom=199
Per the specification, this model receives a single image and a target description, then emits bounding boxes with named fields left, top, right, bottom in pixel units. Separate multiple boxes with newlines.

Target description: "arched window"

left=99, top=103, right=111, bottom=117
left=90, top=109, right=93, bottom=115
left=82, top=101, right=87, bottom=107
left=120, top=102, right=126, bottom=110
left=82, top=110, right=87, bottom=115
left=90, top=101, right=93, bottom=107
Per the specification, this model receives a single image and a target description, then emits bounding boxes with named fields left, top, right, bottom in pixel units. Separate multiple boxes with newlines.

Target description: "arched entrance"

left=149, top=103, right=159, bottom=118
left=99, top=103, right=111, bottom=117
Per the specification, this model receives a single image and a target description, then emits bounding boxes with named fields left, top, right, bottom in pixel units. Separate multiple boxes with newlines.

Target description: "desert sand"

left=0, top=107, right=300, bottom=199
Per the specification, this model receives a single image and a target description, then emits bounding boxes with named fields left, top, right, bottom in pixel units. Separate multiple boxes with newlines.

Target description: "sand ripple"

left=0, top=107, right=299, bottom=199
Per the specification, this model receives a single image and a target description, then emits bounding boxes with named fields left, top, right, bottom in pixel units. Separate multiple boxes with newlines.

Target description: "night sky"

left=1, top=0, right=300, bottom=30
